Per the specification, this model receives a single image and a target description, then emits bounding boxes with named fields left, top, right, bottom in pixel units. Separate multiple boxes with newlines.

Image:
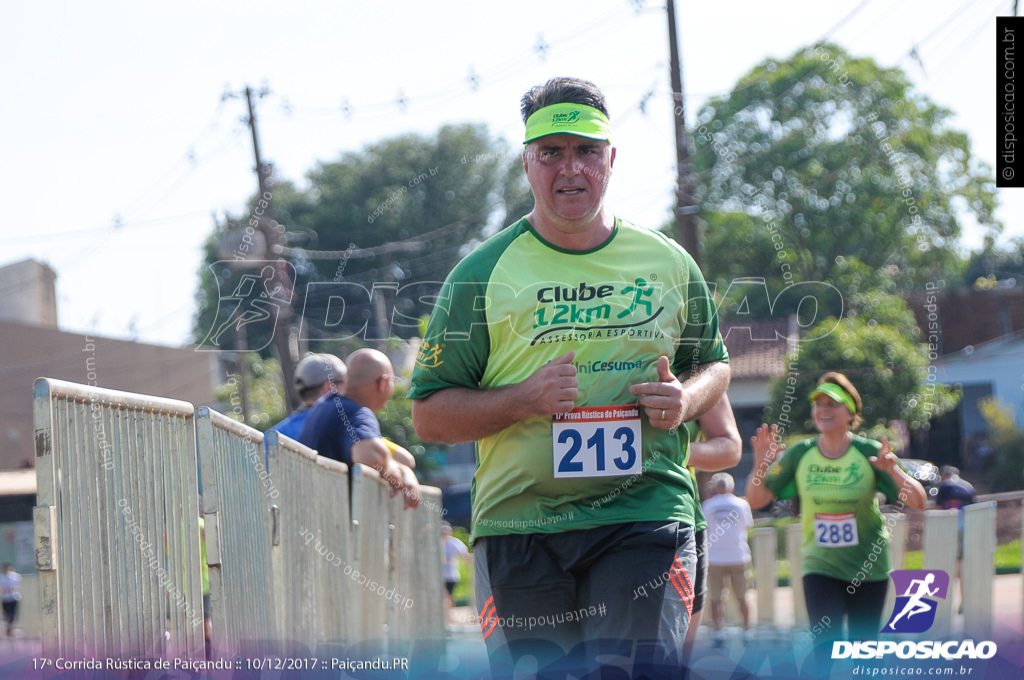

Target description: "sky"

left=1, top=0, right=1017, bottom=348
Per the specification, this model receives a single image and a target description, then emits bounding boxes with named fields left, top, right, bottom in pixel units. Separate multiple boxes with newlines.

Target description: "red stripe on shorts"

left=480, top=596, right=499, bottom=640
left=669, top=555, right=694, bottom=618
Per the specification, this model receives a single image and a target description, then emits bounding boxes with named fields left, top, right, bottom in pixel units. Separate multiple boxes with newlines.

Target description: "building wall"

left=0, top=320, right=217, bottom=469
left=909, top=286, right=1024, bottom=356
left=727, top=378, right=773, bottom=409
left=0, top=259, right=58, bottom=328
left=934, top=344, right=1024, bottom=430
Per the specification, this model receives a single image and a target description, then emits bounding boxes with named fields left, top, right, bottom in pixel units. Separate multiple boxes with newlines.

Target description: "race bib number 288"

left=552, top=406, right=643, bottom=478
left=814, top=512, right=858, bottom=548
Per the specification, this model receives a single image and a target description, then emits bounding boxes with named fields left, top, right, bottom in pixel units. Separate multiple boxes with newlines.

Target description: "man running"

left=409, top=77, right=729, bottom=676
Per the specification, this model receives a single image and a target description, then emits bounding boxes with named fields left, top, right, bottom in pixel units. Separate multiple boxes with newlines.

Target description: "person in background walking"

left=702, top=472, right=753, bottom=647
left=442, top=522, right=473, bottom=623
left=681, top=395, right=742, bottom=660
left=0, top=563, right=21, bottom=638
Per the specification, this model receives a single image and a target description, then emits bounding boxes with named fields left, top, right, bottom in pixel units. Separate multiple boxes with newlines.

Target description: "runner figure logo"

left=197, top=261, right=295, bottom=352
left=882, top=569, right=950, bottom=633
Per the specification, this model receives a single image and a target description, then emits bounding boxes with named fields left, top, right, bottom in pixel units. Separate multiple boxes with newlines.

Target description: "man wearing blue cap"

left=410, top=77, right=730, bottom=675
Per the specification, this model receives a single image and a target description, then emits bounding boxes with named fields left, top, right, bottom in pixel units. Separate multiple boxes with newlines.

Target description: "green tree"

left=213, top=354, right=287, bottom=432
left=978, top=398, right=1024, bottom=492
left=691, top=42, right=996, bottom=298
left=962, top=235, right=1024, bottom=289
left=192, top=123, right=530, bottom=350
left=764, top=292, right=958, bottom=440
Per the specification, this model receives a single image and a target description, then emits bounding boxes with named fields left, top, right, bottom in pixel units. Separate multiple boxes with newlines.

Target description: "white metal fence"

left=196, top=406, right=277, bottom=654
left=33, top=379, right=446, bottom=660
left=388, top=486, right=446, bottom=645
left=33, top=378, right=205, bottom=660
left=349, top=465, right=393, bottom=641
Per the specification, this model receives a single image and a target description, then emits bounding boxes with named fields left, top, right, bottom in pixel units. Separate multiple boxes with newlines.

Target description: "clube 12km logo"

left=832, top=570, right=997, bottom=661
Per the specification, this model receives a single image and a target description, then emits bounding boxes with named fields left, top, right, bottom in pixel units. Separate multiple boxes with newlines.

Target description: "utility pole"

left=229, top=85, right=300, bottom=413
left=666, top=0, right=701, bottom=266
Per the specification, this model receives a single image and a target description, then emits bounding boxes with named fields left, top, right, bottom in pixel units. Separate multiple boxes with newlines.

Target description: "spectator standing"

left=299, top=348, right=419, bottom=508
left=0, top=563, right=21, bottom=638
left=681, top=395, right=742, bottom=660
left=934, top=465, right=977, bottom=606
left=442, top=522, right=473, bottom=622
left=701, top=472, right=754, bottom=647
left=269, top=353, right=347, bottom=442
left=935, top=465, right=977, bottom=511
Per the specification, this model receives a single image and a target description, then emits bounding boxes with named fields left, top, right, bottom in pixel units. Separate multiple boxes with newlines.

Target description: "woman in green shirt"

left=746, top=372, right=926, bottom=643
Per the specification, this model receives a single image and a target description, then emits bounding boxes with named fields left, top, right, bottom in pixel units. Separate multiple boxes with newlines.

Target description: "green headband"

left=809, top=383, right=857, bottom=414
left=524, top=103, right=612, bottom=144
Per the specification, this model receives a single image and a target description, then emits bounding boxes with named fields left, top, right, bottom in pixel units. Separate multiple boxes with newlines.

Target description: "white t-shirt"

left=443, top=536, right=469, bottom=583
left=701, top=493, right=754, bottom=566
left=0, top=571, right=21, bottom=602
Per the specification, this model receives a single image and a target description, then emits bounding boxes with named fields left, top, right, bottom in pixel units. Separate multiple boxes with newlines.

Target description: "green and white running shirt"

left=764, top=435, right=902, bottom=582
left=409, top=217, right=728, bottom=542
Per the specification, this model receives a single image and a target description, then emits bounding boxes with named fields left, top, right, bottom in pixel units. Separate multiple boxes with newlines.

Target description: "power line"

left=119, top=98, right=237, bottom=220
left=922, top=0, right=1004, bottom=86
left=899, top=0, right=979, bottom=69
left=819, top=0, right=877, bottom=42
left=261, top=5, right=636, bottom=122
left=0, top=209, right=224, bottom=243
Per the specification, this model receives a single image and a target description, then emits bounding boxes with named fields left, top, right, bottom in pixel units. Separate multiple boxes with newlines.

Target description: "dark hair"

left=818, top=371, right=864, bottom=429
left=520, top=77, right=609, bottom=124
left=298, top=383, right=327, bottom=402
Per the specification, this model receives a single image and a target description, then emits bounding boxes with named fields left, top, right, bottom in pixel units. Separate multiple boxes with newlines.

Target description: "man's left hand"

left=629, top=355, right=684, bottom=430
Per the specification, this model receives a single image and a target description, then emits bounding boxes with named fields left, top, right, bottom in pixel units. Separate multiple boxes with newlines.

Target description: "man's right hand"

left=515, top=350, right=579, bottom=417
left=411, top=351, right=579, bottom=444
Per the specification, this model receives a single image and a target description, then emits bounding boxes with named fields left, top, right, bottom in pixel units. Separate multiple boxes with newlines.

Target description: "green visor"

left=524, top=103, right=612, bottom=144
left=809, top=383, right=856, bottom=414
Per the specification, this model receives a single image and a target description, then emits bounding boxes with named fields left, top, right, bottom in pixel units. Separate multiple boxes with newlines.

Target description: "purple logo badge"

left=882, top=570, right=950, bottom=634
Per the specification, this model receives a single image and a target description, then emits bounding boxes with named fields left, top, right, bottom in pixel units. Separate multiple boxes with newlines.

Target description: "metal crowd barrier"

left=387, top=486, right=446, bottom=646
left=784, top=523, right=805, bottom=627
left=33, top=378, right=204, bottom=660
left=883, top=513, right=908, bottom=625
left=349, top=465, right=393, bottom=641
left=33, top=379, right=450, bottom=660
left=751, top=527, right=776, bottom=625
left=922, top=509, right=958, bottom=638
left=312, top=454, right=355, bottom=643
left=196, top=407, right=277, bottom=654
left=266, top=430, right=321, bottom=649
left=961, top=502, right=996, bottom=639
